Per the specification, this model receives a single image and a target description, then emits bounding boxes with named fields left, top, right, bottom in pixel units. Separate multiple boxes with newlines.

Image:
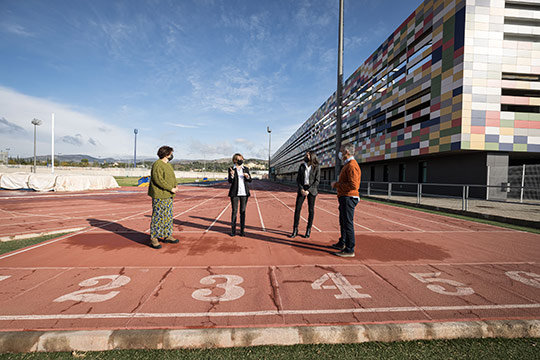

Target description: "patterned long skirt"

left=150, top=198, right=173, bottom=239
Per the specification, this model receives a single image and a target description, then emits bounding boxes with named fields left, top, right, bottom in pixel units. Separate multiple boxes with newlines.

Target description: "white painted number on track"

left=53, top=275, right=131, bottom=303
left=0, top=275, right=11, bottom=282
left=311, top=273, right=371, bottom=299
left=410, top=272, right=475, bottom=296
left=192, top=275, right=245, bottom=302
left=505, top=271, right=540, bottom=289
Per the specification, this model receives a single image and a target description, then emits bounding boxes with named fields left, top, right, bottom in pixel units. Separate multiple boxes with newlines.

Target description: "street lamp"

left=31, top=118, right=42, bottom=173
left=267, top=126, right=272, bottom=180
left=5, top=148, right=9, bottom=165
left=133, top=128, right=138, bottom=169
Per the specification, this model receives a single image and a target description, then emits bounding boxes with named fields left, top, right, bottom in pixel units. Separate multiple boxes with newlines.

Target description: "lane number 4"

left=311, top=273, right=371, bottom=299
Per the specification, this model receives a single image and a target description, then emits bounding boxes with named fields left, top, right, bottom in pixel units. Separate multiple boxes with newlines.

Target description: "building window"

left=418, top=161, right=427, bottom=183
left=383, top=165, right=389, bottom=182
left=370, top=166, right=375, bottom=181
left=399, top=163, right=406, bottom=182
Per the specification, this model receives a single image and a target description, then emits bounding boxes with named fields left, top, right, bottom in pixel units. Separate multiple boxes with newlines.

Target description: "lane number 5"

left=410, top=272, right=475, bottom=296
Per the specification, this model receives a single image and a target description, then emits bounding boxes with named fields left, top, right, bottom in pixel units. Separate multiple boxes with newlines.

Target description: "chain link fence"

left=508, top=164, right=540, bottom=201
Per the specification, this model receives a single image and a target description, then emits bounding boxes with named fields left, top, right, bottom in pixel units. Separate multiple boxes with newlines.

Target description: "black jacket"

left=228, top=166, right=252, bottom=197
left=296, top=163, right=320, bottom=196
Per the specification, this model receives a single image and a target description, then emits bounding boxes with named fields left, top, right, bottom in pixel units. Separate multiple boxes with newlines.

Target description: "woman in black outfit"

left=228, top=153, right=252, bottom=237
left=289, top=150, right=320, bottom=238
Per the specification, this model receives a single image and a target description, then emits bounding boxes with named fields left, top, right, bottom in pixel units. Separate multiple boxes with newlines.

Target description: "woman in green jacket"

left=148, top=145, right=178, bottom=249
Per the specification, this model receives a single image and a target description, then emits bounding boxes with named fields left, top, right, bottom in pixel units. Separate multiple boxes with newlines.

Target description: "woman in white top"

left=227, top=153, right=252, bottom=236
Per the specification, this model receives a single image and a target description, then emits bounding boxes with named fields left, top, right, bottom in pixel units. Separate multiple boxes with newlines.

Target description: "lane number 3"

left=192, top=275, right=245, bottom=302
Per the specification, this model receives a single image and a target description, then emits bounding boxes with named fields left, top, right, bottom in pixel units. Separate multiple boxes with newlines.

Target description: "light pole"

left=133, top=128, right=138, bottom=168
left=5, top=148, right=9, bottom=165
left=267, top=126, right=272, bottom=180
left=31, top=118, right=42, bottom=173
left=334, top=0, right=344, bottom=180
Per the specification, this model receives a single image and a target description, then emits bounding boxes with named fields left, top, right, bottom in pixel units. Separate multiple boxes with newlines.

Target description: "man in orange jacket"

left=331, top=143, right=361, bottom=257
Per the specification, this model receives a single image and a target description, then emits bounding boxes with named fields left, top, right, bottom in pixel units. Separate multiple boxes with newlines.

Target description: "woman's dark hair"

left=307, top=151, right=319, bottom=166
left=157, top=146, right=173, bottom=159
left=232, top=153, right=243, bottom=163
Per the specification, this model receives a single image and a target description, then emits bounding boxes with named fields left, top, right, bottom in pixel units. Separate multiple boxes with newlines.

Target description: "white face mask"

left=338, top=151, right=343, bottom=160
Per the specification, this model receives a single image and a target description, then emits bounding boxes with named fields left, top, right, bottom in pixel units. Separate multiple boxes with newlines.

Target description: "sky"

left=0, top=0, right=422, bottom=160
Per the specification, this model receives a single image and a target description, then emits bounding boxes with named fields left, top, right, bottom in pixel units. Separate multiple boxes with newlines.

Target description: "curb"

left=1, top=320, right=539, bottom=353
left=0, top=228, right=85, bottom=242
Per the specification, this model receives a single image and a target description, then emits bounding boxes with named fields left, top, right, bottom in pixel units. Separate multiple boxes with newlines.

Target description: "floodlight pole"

left=334, top=0, right=344, bottom=180
left=133, top=128, right=138, bottom=168
left=51, top=113, right=55, bottom=174
left=31, top=118, right=42, bottom=173
left=267, top=126, right=272, bottom=180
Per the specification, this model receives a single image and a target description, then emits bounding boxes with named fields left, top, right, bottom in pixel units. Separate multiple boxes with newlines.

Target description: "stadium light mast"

left=267, top=126, right=272, bottom=180
left=31, top=118, right=42, bottom=173
left=133, top=128, right=138, bottom=169
left=334, top=0, right=344, bottom=180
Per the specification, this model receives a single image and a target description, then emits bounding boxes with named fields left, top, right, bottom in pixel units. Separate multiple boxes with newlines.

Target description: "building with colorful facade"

left=271, top=0, right=540, bottom=198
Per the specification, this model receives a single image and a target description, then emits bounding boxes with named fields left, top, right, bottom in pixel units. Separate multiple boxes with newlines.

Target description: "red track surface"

left=0, top=181, right=539, bottom=332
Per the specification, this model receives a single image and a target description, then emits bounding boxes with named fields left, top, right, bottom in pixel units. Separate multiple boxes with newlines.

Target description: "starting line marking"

left=1, top=303, right=539, bottom=321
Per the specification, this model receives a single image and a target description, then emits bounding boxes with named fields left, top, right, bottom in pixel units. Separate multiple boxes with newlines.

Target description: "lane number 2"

left=54, top=275, right=131, bottom=303
left=410, top=272, right=475, bottom=296
left=192, top=275, right=245, bottom=302
left=505, top=271, right=540, bottom=289
left=311, top=273, right=371, bottom=299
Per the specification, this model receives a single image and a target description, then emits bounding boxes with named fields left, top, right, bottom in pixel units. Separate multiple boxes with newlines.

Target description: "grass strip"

left=1, top=338, right=539, bottom=359
left=0, top=232, right=73, bottom=255
left=362, top=196, right=540, bottom=234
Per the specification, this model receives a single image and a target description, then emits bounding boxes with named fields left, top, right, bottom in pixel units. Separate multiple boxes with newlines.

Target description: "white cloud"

left=165, top=122, right=199, bottom=129
left=0, top=86, right=139, bottom=157
left=0, top=22, right=34, bottom=37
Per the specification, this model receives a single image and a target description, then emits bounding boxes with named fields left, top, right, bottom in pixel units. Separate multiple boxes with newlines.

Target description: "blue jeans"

left=338, top=196, right=358, bottom=253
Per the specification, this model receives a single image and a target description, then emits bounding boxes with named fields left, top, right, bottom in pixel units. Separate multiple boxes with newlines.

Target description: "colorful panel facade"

left=271, top=0, right=540, bottom=176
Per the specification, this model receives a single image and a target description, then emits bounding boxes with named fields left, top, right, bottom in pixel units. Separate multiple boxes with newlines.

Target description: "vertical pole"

left=367, top=182, right=371, bottom=196
left=486, top=165, right=490, bottom=200
left=267, top=126, right=272, bottom=180
left=520, top=164, right=525, bottom=203
left=33, top=124, right=37, bottom=173
left=462, top=185, right=466, bottom=211
left=133, top=129, right=138, bottom=170
left=334, top=0, right=344, bottom=180
left=417, top=183, right=421, bottom=204
left=51, top=113, right=55, bottom=174
left=388, top=182, right=392, bottom=199
left=466, top=185, right=469, bottom=211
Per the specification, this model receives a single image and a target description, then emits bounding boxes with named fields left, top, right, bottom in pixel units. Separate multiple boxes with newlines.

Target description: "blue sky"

left=0, top=0, right=421, bottom=160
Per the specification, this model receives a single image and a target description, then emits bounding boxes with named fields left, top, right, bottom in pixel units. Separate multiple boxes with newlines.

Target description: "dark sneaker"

left=162, top=236, right=179, bottom=244
left=331, top=242, right=345, bottom=250
left=334, top=250, right=355, bottom=258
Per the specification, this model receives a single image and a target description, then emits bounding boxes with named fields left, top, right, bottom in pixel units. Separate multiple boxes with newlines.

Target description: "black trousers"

left=293, top=192, right=316, bottom=229
left=231, top=196, right=248, bottom=231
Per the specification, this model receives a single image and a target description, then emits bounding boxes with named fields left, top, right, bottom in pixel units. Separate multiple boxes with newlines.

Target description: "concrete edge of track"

left=0, top=228, right=86, bottom=242
left=1, top=320, right=539, bottom=353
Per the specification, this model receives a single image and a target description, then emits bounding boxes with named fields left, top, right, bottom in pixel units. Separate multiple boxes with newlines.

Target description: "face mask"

left=304, top=156, right=309, bottom=163
left=168, top=154, right=174, bottom=161
left=338, top=152, right=343, bottom=160
left=236, top=160, right=243, bottom=166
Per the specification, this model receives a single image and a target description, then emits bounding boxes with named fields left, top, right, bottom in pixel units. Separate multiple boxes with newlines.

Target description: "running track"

left=0, top=181, right=539, bottom=332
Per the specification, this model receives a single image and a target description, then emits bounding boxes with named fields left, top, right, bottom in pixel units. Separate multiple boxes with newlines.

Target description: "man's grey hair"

left=342, top=143, right=355, bottom=157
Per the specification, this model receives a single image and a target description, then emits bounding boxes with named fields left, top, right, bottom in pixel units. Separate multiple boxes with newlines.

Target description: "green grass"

left=1, top=338, right=539, bottom=359
left=114, top=177, right=226, bottom=187
left=0, top=233, right=73, bottom=255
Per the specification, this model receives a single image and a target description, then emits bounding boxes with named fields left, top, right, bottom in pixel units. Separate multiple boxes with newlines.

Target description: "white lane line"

left=253, top=190, right=266, bottom=232
left=280, top=192, right=374, bottom=232
left=270, top=193, right=322, bottom=232
left=1, top=303, right=539, bottom=321
left=0, top=191, right=142, bottom=200
left=0, top=276, right=11, bottom=282
left=356, top=208, right=425, bottom=232
left=360, top=201, right=475, bottom=232
left=206, top=203, right=230, bottom=233
left=0, top=207, right=154, bottom=261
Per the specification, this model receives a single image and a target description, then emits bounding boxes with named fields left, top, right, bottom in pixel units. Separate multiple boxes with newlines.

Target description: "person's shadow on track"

left=181, top=215, right=334, bottom=255
left=86, top=218, right=149, bottom=247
